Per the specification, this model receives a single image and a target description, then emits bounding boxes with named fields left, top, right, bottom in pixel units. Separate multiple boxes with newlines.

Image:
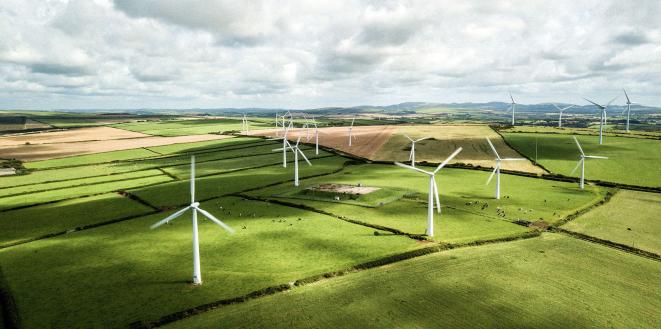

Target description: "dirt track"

left=252, top=125, right=397, bottom=159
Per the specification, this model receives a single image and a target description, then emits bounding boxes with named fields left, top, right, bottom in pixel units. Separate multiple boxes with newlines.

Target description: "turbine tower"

left=348, top=116, right=356, bottom=146
left=312, top=115, right=320, bottom=155
left=552, top=104, right=574, bottom=128
left=241, top=114, right=249, bottom=135
left=395, top=148, right=462, bottom=237
left=404, top=135, right=431, bottom=167
left=507, top=92, right=517, bottom=125
left=485, top=137, right=526, bottom=199
left=570, top=136, right=608, bottom=189
left=583, top=96, right=618, bottom=144
left=274, top=137, right=311, bottom=186
left=623, top=89, right=634, bottom=133
left=150, top=156, right=235, bottom=285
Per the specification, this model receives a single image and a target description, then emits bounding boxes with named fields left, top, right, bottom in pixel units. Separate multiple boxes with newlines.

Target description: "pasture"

left=164, top=233, right=661, bottom=329
left=502, top=133, right=661, bottom=187
left=111, top=118, right=272, bottom=136
left=562, top=190, right=661, bottom=254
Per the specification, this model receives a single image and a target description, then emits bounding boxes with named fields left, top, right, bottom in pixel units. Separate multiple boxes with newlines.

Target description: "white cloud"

left=0, top=0, right=660, bottom=109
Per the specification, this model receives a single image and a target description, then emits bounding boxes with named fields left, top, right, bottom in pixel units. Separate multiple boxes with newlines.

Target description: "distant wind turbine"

left=273, top=136, right=311, bottom=186
left=404, top=135, right=431, bottom=167
left=622, top=89, right=635, bottom=133
left=571, top=136, right=608, bottom=189
left=552, top=104, right=575, bottom=128
left=485, top=138, right=526, bottom=199
left=348, top=116, right=356, bottom=146
left=583, top=96, right=618, bottom=144
left=506, top=92, right=517, bottom=125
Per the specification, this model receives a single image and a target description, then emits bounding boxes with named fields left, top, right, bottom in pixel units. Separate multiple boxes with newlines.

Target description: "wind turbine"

left=348, top=116, right=356, bottom=146
left=241, top=114, right=249, bottom=135
left=404, top=135, right=431, bottom=167
left=274, top=136, right=311, bottom=186
left=302, top=114, right=311, bottom=142
left=506, top=92, right=517, bottom=125
left=552, top=104, right=574, bottom=128
left=395, top=148, right=462, bottom=237
left=583, top=96, right=618, bottom=144
left=274, top=112, right=280, bottom=137
left=485, top=137, right=526, bottom=199
left=312, top=115, right=320, bottom=155
left=570, top=136, right=608, bottom=189
left=150, top=156, right=235, bottom=285
left=622, top=89, right=634, bottom=132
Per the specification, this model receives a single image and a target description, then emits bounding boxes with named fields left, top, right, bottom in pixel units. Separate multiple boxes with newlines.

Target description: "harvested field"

left=0, top=126, right=148, bottom=146
left=253, top=125, right=397, bottom=159
left=0, top=134, right=232, bottom=161
left=373, top=125, right=545, bottom=174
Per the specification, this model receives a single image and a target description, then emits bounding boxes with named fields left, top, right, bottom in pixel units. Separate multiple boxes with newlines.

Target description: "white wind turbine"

left=241, top=114, right=249, bottom=135
left=583, top=96, right=618, bottom=144
left=348, top=116, right=356, bottom=146
left=404, top=135, right=431, bottom=167
left=274, top=112, right=280, bottom=137
left=302, top=114, right=311, bottom=142
left=150, top=156, right=235, bottom=285
left=622, top=89, right=635, bottom=133
left=506, top=92, right=517, bottom=125
left=395, top=148, right=462, bottom=237
left=552, top=104, right=575, bottom=128
left=485, top=137, right=526, bottom=199
left=571, top=136, right=607, bottom=189
left=273, top=136, right=311, bottom=186
left=312, top=115, right=320, bottom=155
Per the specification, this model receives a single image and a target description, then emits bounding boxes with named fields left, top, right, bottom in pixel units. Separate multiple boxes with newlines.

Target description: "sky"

left=0, top=0, right=660, bottom=110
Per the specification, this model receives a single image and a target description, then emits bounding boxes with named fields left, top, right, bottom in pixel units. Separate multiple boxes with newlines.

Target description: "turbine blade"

left=570, top=159, right=582, bottom=175
left=151, top=206, right=191, bottom=229
left=509, top=91, right=515, bottom=103
left=297, top=147, right=312, bottom=165
left=486, top=166, right=498, bottom=185
left=583, top=97, right=603, bottom=108
left=584, top=155, right=608, bottom=159
left=573, top=136, right=585, bottom=156
left=552, top=103, right=562, bottom=111
left=606, top=96, right=619, bottom=107
left=194, top=207, right=235, bottom=234
left=404, top=134, right=414, bottom=142
left=415, top=137, right=431, bottom=142
left=351, top=116, right=355, bottom=127
left=562, top=105, right=575, bottom=111
left=433, top=179, right=441, bottom=213
left=394, top=162, right=432, bottom=175
left=434, top=147, right=463, bottom=173
left=485, top=137, right=500, bottom=158
left=623, top=88, right=631, bottom=104
left=500, top=158, right=527, bottom=161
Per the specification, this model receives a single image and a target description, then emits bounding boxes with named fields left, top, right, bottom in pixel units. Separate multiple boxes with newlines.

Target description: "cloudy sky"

left=1, top=0, right=660, bottom=110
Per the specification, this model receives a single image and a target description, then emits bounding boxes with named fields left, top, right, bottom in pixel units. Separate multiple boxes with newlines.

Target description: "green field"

left=502, top=133, right=661, bottom=187
left=249, top=164, right=607, bottom=241
left=164, top=233, right=661, bottom=329
left=0, top=130, right=658, bottom=329
left=562, top=190, right=661, bottom=254
left=0, top=197, right=421, bottom=328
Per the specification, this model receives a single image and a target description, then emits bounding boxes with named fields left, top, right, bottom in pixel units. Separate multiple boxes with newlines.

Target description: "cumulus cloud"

left=0, top=0, right=660, bottom=109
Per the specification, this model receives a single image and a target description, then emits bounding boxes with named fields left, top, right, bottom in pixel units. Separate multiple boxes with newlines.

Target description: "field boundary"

left=131, top=230, right=541, bottom=329
left=0, top=265, right=21, bottom=329
left=549, top=227, right=661, bottom=262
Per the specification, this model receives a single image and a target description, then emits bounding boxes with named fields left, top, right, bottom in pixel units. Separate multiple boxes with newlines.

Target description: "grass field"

left=249, top=164, right=607, bottom=241
left=372, top=125, right=544, bottom=173
left=500, top=125, right=661, bottom=139
left=164, top=233, right=661, bottom=329
left=502, top=133, right=661, bottom=187
left=0, top=197, right=421, bottom=329
left=562, top=190, right=661, bottom=254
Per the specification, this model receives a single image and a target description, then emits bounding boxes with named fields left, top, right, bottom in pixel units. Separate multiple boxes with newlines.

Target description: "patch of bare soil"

left=252, top=125, right=397, bottom=159
left=0, top=134, right=232, bottom=161
left=0, top=126, right=148, bottom=146
left=311, top=183, right=380, bottom=195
